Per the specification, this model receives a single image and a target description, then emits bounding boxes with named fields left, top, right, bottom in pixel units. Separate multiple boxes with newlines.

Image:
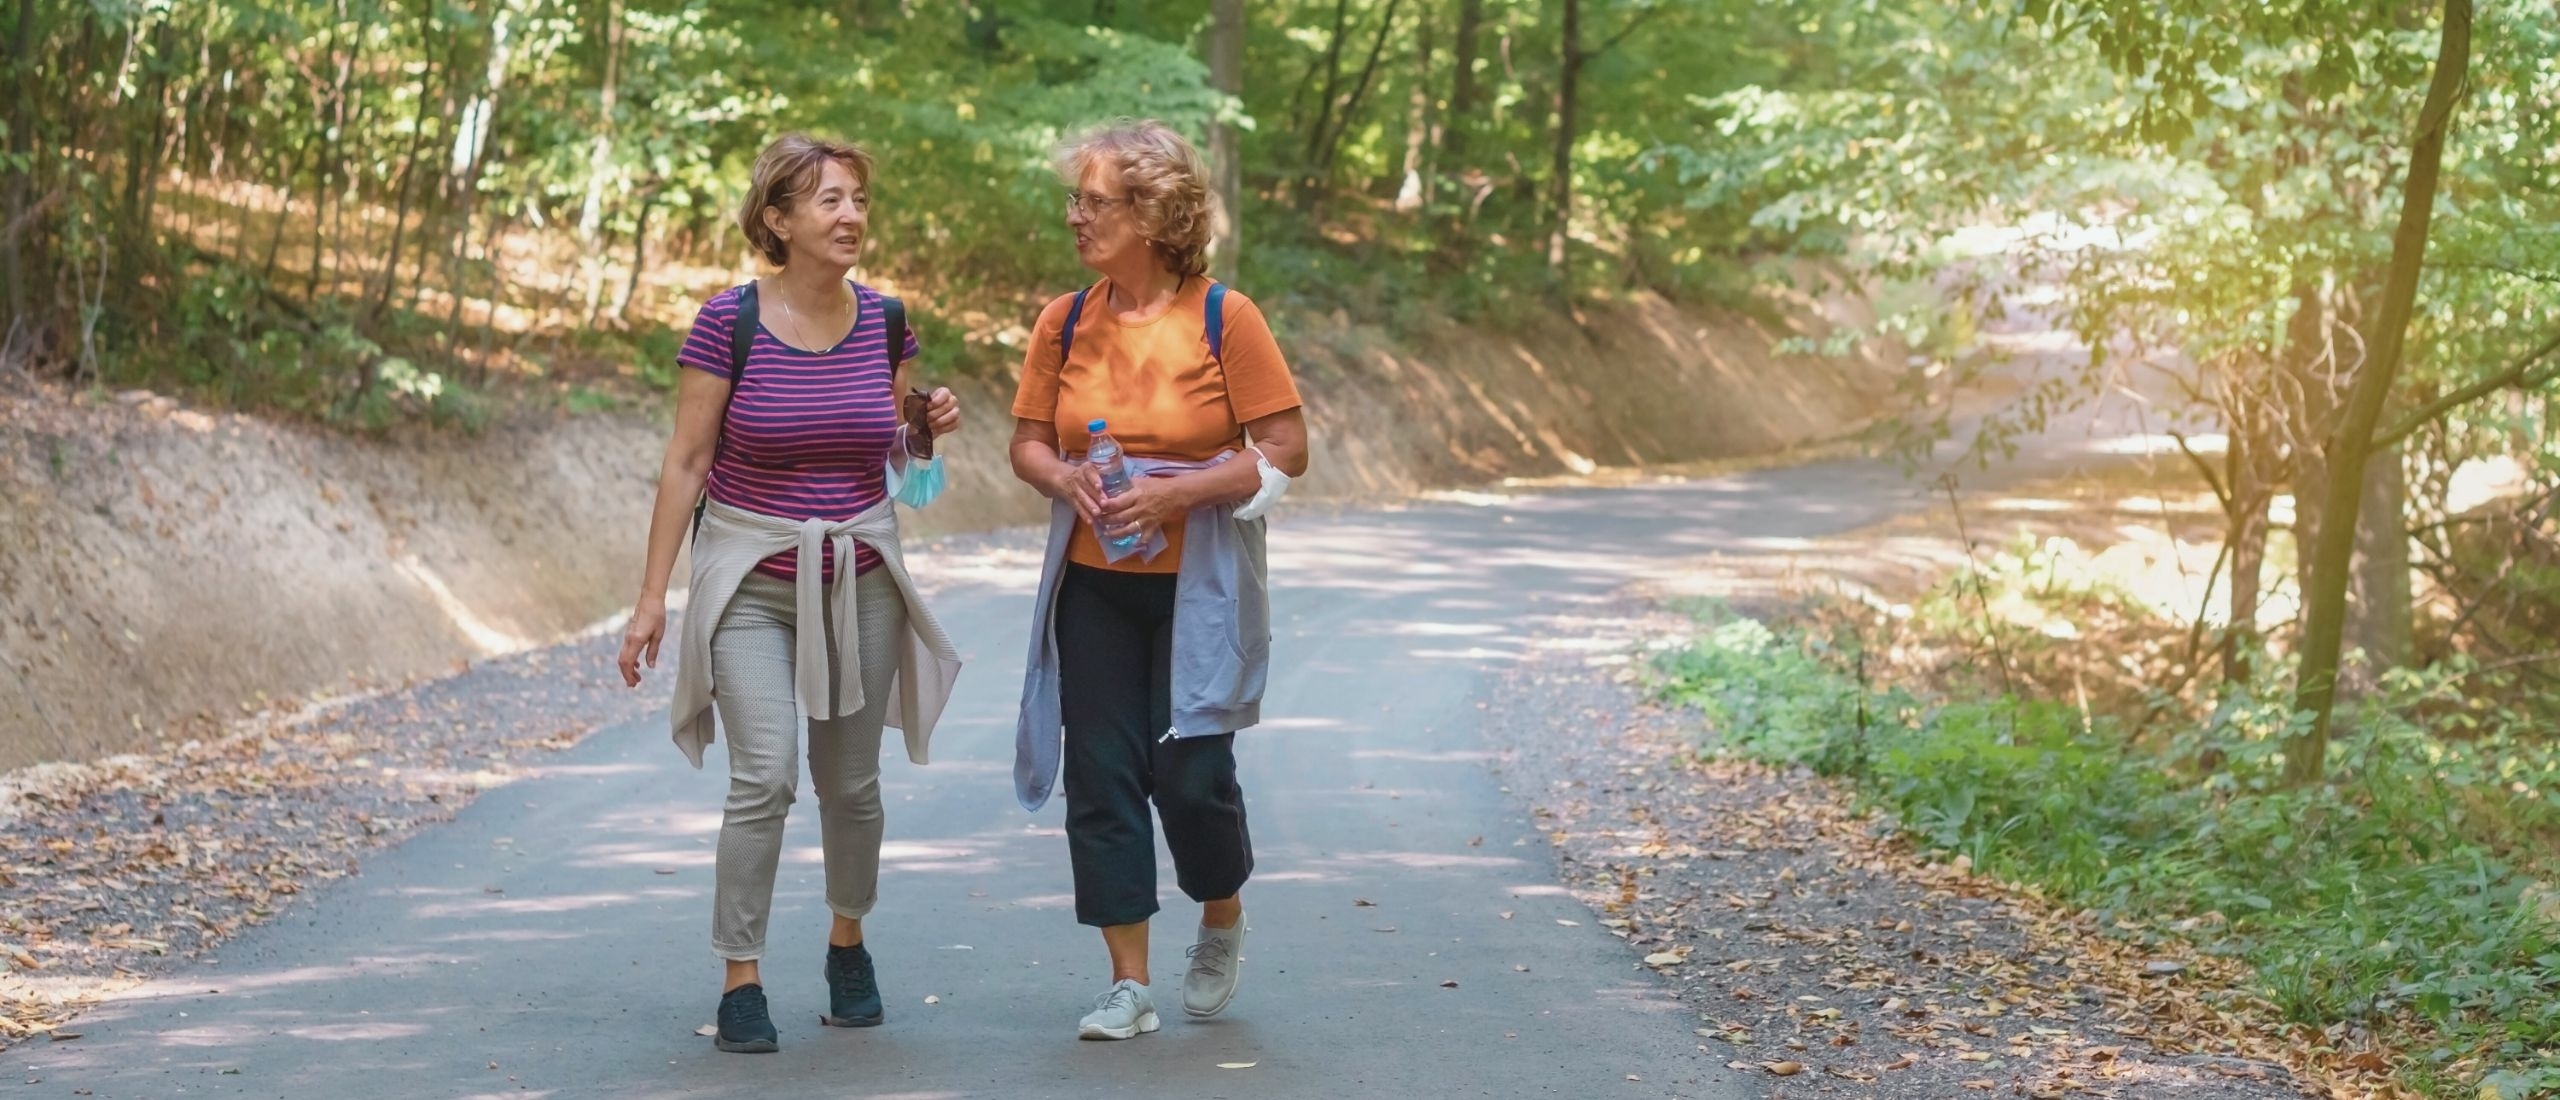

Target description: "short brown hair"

left=738, top=134, right=875, bottom=267
left=1055, top=120, right=1219, bottom=279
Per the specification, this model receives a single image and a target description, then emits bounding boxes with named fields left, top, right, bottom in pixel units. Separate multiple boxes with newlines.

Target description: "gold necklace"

left=777, top=283, right=852, bottom=353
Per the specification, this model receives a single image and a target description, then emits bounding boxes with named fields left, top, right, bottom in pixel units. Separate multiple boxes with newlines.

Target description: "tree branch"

left=2437, top=261, right=2560, bottom=288
left=2372, top=326, right=2560, bottom=450
left=2169, top=430, right=2234, bottom=514
left=1585, top=1, right=1662, bottom=60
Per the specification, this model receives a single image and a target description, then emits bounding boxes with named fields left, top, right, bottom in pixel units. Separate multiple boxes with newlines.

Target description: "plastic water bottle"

left=1087, top=419, right=1141, bottom=552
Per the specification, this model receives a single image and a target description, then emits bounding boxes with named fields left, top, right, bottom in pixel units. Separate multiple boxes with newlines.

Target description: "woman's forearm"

left=1012, top=438, right=1072, bottom=497
left=638, top=455, right=710, bottom=603
left=1161, top=456, right=1262, bottom=509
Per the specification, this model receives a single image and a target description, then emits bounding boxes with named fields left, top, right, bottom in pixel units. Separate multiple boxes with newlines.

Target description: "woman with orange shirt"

left=1008, top=120, right=1310, bottom=1040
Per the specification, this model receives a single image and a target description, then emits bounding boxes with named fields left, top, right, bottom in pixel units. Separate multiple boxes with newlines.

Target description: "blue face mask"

left=888, top=450, right=946, bottom=509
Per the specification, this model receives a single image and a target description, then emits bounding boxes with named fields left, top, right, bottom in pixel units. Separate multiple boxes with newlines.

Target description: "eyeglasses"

left=1064, top=190, right=1130, bottom=217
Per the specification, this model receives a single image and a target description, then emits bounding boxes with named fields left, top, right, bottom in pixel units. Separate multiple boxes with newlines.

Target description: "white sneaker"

left=1077, top=978, right=1160, bottom=1041
left=1182, top=915, right=1245, bottom=1018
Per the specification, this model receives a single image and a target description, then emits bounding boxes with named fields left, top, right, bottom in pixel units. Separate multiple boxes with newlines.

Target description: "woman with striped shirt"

left=616, top=134, right=964, bottom=1054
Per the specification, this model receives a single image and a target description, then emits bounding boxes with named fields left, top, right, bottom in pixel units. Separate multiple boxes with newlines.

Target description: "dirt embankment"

left=0, top=290, right=1896, bottom=769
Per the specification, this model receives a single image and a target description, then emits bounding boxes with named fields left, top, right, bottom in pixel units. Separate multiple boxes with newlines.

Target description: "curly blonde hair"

left=1055, top=120, right=1220, bottom=279
left=738, top=134, right=875, bottom=267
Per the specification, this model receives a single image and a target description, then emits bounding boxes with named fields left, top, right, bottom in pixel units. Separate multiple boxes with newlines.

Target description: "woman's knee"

left=816, top=770, right=883, bottom=820
left=724, top=769, right=798, bottom=821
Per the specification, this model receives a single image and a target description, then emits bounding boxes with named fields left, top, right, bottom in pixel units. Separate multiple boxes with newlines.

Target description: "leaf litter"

left=0, top=628, right=662, bottom=1048
left=1486, top=601, right=2316, bottom=1100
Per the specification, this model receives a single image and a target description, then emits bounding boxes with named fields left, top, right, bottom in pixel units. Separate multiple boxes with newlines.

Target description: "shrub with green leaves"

left=1652, top=610, right=2560, bottom=1095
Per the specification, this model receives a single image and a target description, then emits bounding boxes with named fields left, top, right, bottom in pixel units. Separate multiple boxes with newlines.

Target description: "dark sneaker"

left=715, top=983, right=779, bottom=1053
left=821, top=943, right=885, bottom=1027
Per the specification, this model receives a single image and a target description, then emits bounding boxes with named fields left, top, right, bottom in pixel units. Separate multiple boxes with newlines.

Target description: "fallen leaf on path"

left=1760, top=1061, right=1804, bottom=1076
left=653, top=868, right=677, bottom=875
left=1556, top=919, right=1580, bottom=927
left=1957, top=1051, right=1993, bottom=1062
left=1440, top=980, right=1459, bottom=988
left=1373, top=926, right=1398, bottom=933
left=1499, top=911, right=1514, bottom=920
left=1962, top=1081, right=1995, bottom=1091
left=1217, top=1062, right=1258, bottom=1070
left=1884, top=1053, right=1918, bottom=1071
left=923, top=995, right=941, bottom=1005
left=1353, top=898, right=1376, bottom=907
left=47, top=1032, right=81, bottom=1042
left=694, top=1024, right=717, bottom=1037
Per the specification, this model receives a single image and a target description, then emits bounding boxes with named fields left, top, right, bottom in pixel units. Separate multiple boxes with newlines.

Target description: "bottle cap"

left=1087, top=419, right=1108, bottom=433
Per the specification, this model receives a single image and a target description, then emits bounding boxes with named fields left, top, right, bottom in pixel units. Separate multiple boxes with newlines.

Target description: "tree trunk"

left=2286, top=0, right=2470, bottom=783
left=1397, top=10, right=1435, bottom=214
left=1206, top=0, right=1242, bottom=282
left=1445, top=0, right=1482, bottom=164
left=2223, top=412, right=2271, bottom=684
left=1546, top=0, right=1582, bottom=290
left=3, top=0, right=34, bottom=341
left=579, top=0, right=623, bottom=321
left=370, top=0, right=442, bottom=326
left=2345, top=445, right=2415, bottom=690
left=313, top=1, right=358, bottom=299
left=612, top=191, right=652, bottom=324
left=1312, top=0, right=1402, bottom=184
left=446, top=0, right=518, bottom=351
left=1290, top=0, right=1351, bottom=171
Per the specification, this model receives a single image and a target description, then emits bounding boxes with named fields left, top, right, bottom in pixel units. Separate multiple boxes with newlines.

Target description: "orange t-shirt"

left=1012, top=278, right=1304, bottom=573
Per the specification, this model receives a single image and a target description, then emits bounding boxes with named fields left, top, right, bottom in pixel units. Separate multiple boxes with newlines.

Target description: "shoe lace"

left=830, top=952, right=878, bottom=1001
left=1091, top=982, right=1140, bottom=1014
left=1185, top=937, right=1232, bottom=979
left=722, top=988, right=772, bottom=1033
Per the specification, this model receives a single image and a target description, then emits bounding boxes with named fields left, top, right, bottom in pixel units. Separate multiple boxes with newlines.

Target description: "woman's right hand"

left=1051, top=462, right=1105, bottom=526
left=618, top=597, right=668, bottom=687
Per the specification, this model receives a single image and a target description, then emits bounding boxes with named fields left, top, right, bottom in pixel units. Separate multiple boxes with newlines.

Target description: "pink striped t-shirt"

left=676, top=281, right=920, bottom=583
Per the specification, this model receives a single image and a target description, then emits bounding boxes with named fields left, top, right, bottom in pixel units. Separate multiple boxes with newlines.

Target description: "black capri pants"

left=1056, top=563, right=1254, bottom=927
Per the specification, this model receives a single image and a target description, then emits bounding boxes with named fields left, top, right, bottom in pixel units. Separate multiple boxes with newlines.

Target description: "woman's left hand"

left=1095, top=474, right=1189, bottom=545
left=926, top=387, right=961, bottom=436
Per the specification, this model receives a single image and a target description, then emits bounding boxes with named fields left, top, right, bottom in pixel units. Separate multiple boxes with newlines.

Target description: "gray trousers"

left=710, top=570, right=907, bottom=960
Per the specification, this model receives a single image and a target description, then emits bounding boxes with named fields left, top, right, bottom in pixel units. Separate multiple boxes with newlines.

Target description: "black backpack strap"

left=1059, top=285, right=1093, bottom=363
left=730, top=281, right=759, bottom=383
left=882, top=294, right=908, bottom=374
left=694, top=281, right=759, bottom=542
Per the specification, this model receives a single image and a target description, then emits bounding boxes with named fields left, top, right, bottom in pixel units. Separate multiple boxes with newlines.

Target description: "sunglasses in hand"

left=902, top=388, right=935, bottom=459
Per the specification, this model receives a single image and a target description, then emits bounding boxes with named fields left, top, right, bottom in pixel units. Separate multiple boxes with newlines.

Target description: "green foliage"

left=6, top=0, right=1850, bottom=418
left=1653, top=606, right=2560, bottom=1094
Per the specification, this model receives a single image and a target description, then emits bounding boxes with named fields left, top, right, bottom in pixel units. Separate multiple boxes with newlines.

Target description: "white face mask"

left=1231, top=444, right=1291, bottom=522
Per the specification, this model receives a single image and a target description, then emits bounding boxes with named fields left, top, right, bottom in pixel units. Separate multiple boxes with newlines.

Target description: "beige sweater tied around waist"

left=669, top=497, right=962, bottom=769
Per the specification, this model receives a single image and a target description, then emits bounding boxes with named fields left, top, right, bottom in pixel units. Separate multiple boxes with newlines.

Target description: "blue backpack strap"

left=1204, top=281, right=1227, bottom=361
left=1059, top=286, right=1092, bottom=363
